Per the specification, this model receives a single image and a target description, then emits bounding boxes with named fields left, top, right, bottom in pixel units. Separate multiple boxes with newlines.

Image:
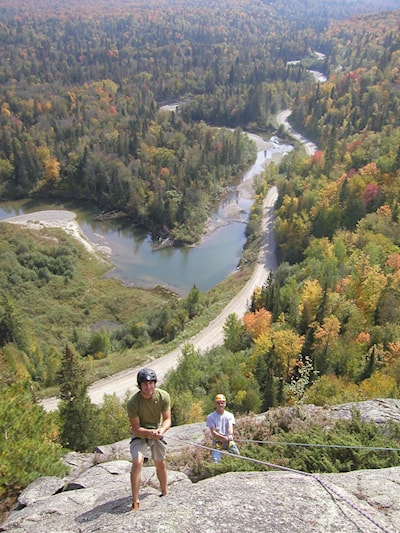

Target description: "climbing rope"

left=167, top=434, right=396, bottom=533
left=234, top=438, right=400, bottom=453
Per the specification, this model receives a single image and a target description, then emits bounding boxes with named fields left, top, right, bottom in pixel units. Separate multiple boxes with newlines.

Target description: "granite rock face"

left=2, top=464, right=400, bottom=533
left=2, top=400, right=400, bottom=533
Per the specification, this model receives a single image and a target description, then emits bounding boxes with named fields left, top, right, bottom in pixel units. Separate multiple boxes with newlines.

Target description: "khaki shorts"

left=130, top=437, right=167, bottom=462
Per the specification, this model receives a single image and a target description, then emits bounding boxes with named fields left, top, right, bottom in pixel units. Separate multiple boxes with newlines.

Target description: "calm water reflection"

left=0, top=140, right=292, bottom=295
left=0, top=198, right=244, bottom=295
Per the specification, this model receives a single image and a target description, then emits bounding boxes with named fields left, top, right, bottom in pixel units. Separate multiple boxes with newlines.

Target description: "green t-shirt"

left=127, top=388, right=171, bottom=429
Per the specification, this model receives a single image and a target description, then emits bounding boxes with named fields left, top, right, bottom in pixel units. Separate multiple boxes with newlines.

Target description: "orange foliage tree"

left=243, top=308, right=272, bottom=340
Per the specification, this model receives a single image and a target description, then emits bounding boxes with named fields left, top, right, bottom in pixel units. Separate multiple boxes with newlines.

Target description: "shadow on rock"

left=76, top=496, right=132, bottom=523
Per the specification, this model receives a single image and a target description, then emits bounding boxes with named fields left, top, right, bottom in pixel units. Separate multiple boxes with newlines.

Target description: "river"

left=1, top=55, right=326, bottom=296
left=0, top=136, right=292, bottom=296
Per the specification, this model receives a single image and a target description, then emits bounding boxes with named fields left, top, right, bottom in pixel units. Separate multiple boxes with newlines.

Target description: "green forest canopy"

left=1, top=0, right=400, bottom=404
left=0, top=0, right=399, bottom=243
left=2, top=0, right=400, bottom=518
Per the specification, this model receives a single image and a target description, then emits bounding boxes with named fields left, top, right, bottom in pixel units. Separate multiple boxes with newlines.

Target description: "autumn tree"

left=312, top=316, right=341, bottom=375
left=243, top=308, right=272, bottom=340
left=271, top=329, right=305, bottom=383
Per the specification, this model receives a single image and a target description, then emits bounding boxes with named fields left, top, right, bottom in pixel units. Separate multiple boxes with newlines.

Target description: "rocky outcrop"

left=2, top=463, right=399, bottom=533
left=2, top=400, right=400, bottom=533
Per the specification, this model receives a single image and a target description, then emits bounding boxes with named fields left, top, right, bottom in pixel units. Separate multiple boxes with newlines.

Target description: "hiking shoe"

left=132, top=501, right=140, bottom=511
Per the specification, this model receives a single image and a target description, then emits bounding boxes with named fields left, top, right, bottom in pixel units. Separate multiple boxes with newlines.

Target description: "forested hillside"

left=259, top=9, right=400, bottom=407
left=0, top=0, right=398, bottom=244
left=163, top=7, right=400, bottom=417
left=2, top=0, right=400, bottom=519
left=1, top=0, right=400, bottom=409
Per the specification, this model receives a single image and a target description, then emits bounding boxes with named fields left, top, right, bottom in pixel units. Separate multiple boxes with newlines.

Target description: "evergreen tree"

left=185, top=285, right=203, bottom=319
left=57, top=345, right=97, bottom=452
left=359, top=347, right=377, bottom=382
left=323, top=126, right=338, bottom=174
left=0, top=295, right=29, bottom=353
left=0, top=370, right=66, bottom=514
left=315, top=285, right=328, bottom=325
left=223, top=313, right=250, bottom=352
left=256, top=348, right=278, bottom=410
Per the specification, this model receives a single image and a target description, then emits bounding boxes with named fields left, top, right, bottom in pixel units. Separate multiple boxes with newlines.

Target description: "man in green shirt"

left=127, top=368, right=171, bottom=511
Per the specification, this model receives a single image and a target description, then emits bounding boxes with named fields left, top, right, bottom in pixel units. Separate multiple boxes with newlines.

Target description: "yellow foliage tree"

left=36, top=145, right=51, bottom=163
left=44, top=158, right=61, bottom=183
left=1, top=102, right=11, bottom=116
left=271, top=329, right=304, bottom=382
left=310, top=180, right=341, bottom=218
left=251, top=287, right=264, bottom=311
left=344, top=253, right=387, bottom=322
left=251, top=331, right=273, bottom=362
left=188, top=401, right=204, bottom=423
left=359, top=372, right=398, bottom=399
left=298, top=279, right=323, bottom=319
left=304, top=374, right=361, bottom=406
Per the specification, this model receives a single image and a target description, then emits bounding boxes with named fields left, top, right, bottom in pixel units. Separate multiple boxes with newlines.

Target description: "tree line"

left=2, top=0, right=398, bottom=243
left=158, top=7, right=400, bottom=420
left=164, top=9, right=400, bottom=415
left=2, top=0, right=400, bottom=519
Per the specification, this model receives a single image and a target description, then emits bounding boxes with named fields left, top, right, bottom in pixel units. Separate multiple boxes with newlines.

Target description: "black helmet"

left=137, top=367, right=157, bottom=386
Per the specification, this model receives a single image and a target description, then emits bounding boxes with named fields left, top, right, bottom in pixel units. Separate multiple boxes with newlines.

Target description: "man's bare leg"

left=130, top=456, right=143, bottom=509
left=154, top=459, right=168, bottom=496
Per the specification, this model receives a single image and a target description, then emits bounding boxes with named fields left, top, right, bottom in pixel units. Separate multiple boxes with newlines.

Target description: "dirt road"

left=40, top=115, right=316, bottom=412
left=4, top=114, right=313, bottom=412
left=40, top=184, right=278, bottom=411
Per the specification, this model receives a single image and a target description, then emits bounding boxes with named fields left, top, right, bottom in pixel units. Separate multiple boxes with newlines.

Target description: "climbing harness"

left=213, top=439, right=237, bottom=450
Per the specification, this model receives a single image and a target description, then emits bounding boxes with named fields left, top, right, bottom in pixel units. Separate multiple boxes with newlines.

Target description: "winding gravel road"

left=41, top=111, right=314, bottom=411
left=40, top=184, right=278, bottom=411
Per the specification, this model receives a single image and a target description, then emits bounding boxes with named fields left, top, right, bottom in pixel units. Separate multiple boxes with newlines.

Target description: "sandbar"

left=2, top=209, right=111, bottom=256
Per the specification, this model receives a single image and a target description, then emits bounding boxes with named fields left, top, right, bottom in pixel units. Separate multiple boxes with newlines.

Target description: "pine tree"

left=256, top=348, right=278, bottom=410
left=0, top=371, right=66, bottom=515
left=185, top=285, right=203, bottom=319
left=57, top=345, right=97, bottom=452
left=360, top=347, right=376, bottom=382
left=223, top=313, right=249, bottom=353
left=0, top=295, right=28, bottom=352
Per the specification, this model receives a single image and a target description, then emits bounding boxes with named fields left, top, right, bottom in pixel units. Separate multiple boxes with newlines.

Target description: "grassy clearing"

left=81, top=265, right=254, bottom=384
left=1, top=200, right=261, bottom=399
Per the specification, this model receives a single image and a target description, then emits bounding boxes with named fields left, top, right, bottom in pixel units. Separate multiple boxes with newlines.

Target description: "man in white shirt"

left=206, top=393, right=240, bottom=463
